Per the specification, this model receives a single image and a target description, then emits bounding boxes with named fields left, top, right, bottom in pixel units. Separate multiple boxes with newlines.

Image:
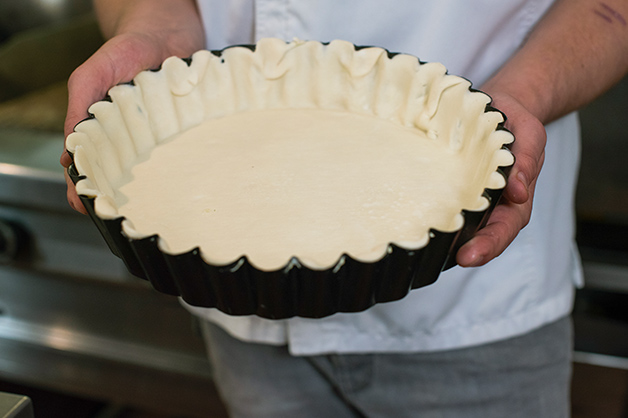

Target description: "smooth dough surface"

left=114, top=108, right=487, bottom=270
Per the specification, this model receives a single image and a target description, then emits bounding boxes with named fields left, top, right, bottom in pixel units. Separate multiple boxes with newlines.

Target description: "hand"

left=61, top=31, right=203, bottom=214
left=455, top=91, right=547, bottom=267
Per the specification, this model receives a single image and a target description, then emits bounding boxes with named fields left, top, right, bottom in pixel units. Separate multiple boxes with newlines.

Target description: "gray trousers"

left=200, top=316, right=572, bottom=418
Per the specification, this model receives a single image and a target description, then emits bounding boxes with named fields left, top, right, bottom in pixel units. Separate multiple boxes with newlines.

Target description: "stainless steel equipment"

left=573, top=74, right=628, bottom=374
left=0, top=130, right=227, bottom=417
left=0, top=8, right=226, bottom=417
left=0, top=392, right=33, bottom=418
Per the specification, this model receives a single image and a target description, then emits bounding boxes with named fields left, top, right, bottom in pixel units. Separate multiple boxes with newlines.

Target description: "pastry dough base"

left=115, top=108, right=479, bottom=270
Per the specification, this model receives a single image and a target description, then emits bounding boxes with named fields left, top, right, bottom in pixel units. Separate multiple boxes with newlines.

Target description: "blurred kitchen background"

left=0, top=1, right=627, bottom=417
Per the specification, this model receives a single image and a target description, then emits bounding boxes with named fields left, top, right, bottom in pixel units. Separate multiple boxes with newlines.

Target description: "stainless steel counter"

left=0, top=130, right=226, bottom=416
left=572, top=75, right=628, bottom=373
left=0, top=11, right=227, bottom=415
left=0, top=392, right=33, bottom=418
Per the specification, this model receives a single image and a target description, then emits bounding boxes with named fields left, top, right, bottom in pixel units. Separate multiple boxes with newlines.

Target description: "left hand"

left=455, top=90, right=547, bottom=267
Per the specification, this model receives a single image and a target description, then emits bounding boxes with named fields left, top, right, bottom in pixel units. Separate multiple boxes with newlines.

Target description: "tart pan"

left=66, top=40, right=514, bottom=319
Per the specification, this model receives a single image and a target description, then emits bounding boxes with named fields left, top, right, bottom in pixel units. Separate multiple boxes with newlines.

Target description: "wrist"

left=96, top=0, right=204, bottom=56
left=481, top=62, right=556, bottom=126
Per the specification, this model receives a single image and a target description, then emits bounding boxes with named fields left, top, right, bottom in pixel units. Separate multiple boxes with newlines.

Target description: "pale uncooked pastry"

left=66, top=38, right=514, bottom=271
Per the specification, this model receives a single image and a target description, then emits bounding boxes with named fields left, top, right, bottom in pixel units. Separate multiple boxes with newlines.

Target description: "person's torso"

left=185, top=0, right=582, bottom=355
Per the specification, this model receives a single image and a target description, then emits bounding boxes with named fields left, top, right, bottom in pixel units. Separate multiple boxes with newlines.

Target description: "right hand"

left=61, top=31, right=202, bottom=214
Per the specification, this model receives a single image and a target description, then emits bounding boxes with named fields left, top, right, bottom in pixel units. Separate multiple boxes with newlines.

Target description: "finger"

left=60, top=148, right=73, bottom=168
left=61, top=59, right=112, bottom=214
left=63, top=57, right=114, bottom=138
left=456, top=223, right=511, bottom=268
left=456, top=184, right=535, bottom=267
left=65, top=170, right=88, bottom=215
left=503, top=116, right=546, bottom=205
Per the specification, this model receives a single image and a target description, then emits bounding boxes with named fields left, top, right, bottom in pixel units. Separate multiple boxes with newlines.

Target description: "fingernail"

left=515, top=171, right=529, bottom=200
left=517, top=170, right=528, bottom=187
left=459, top=241, right=485, bottom=267
left=466, top=253, right=485, bottom=268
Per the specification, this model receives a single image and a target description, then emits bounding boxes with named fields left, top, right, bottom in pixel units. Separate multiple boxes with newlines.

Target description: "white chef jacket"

left=183, top=0, right=583, bottom=355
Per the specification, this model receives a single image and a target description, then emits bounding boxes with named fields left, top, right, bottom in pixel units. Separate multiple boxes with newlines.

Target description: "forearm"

left=484, top=0, right=628, bottom=124
left=93, top=0, right=205, bottom=54
left=458, top=0, right=628, bottom=266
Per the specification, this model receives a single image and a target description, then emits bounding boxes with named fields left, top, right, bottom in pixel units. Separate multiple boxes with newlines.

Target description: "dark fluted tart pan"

left=66, top=39, right=514, bottom=319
